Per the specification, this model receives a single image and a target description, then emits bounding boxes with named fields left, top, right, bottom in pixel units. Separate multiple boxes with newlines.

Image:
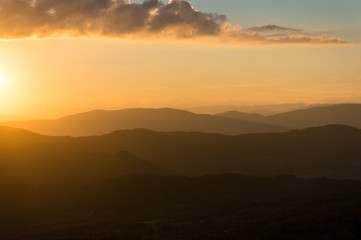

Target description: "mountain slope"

left=217, top=103, right=361, bottom=129
left=0, top=127, right=165, bottom=185
left=187, top=103, right=307, bottom=115
left=0, top=108, right=287, bottom=136
left=215, top=111, right=266, bottom=121
left=1, top=125, right=361, bottom=185
left=267, top=103, right=361, bottom=128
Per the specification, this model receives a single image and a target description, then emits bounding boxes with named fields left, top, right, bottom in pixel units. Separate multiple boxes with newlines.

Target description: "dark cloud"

left=0, top=0, right=226, bottom=38
left=247, top=24, right=302, bottom=33
left=0, top=0, right=347, bottom=44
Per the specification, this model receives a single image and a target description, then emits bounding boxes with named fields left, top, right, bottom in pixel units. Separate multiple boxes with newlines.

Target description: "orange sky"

left=0, top=37, right=360, bottom=119
left=0, top=0, right=360, bottom=120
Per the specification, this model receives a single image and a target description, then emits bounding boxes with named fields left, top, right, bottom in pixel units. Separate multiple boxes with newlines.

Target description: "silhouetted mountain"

left=5, top=104, right=360, bottom=137
left=0, top=108, right=287, bottom=136
left=215, top=111, right=265, bottom=121
left=1, top=125, right=361, bottom=185
left=187, top=103, right=307, bottom=115
left=0, top=127, right=164, bottom=185
left=217, top=103, right=361, bottom=129
left=1, top=174, right=361, bottom=239
left=267, top=103, right=361, bottom=128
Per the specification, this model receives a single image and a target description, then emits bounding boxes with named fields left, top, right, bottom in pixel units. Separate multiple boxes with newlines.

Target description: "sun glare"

left=0, top=70, right=9, bottom=96
left=0, top=72, right=5, bottom=89
left=0, top=73, right=3, bottom=85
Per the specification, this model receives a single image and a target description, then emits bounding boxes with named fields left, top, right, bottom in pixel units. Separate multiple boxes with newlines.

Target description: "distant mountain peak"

left=1, top=108, right=287, bottom=136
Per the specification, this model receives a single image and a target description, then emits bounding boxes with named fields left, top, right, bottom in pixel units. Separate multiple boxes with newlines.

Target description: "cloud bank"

left=0, top=0, right=347, bottom=44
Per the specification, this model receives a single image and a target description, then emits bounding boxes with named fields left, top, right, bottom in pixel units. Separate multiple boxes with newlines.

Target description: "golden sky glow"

left=0, top=0, right=360, bottom=120
left=0, top=0, right=347, bottom=44
left=0, top=70, right=5, bottom=89
left=0, top=37, right=360, bottom=119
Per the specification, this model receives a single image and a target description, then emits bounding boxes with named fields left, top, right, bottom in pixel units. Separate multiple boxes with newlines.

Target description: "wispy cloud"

left=0, top=0, right=348, bottom=45
left=357, top=76, right=361, bottom=83
left=247, top=24, right=302, bottom=34
left=123, top=86, right=167, bottom=91
left=202, top=81, right=280, bottom=89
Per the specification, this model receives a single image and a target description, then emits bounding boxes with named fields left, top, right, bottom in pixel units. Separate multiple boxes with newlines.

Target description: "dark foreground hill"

left=217, top=103, right=361, bottom=129
left=1, top=174, right=361, bottom=239
left=1, top=108, right=287, bottom=136
left=1, top=125, right=361, bottom=185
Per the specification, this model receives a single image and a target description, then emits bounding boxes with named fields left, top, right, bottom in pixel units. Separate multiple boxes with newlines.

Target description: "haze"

left=0, top=0, right=360, bottom=120
left=1, top=1, right=361, bottom=239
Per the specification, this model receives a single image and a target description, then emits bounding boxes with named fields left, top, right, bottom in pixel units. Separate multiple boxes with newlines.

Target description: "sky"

left=191, top=0, right=361, bottom=41
left=0, top=0, right=360, bottom=119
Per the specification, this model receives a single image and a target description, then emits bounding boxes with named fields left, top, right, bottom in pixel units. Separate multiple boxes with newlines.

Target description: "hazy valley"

left=1, top=0, right=359, bottom=237
left=1, top=104, right=361, bottom=239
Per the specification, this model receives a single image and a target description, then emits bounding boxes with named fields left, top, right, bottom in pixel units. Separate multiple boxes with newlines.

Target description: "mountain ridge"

left=3, top=104, right=361, bottom=137
left=216, top=103, right=361, bottom=129
left=0, top=108, right=287, bottom=136
left=1, top=124, right=361, bottom=185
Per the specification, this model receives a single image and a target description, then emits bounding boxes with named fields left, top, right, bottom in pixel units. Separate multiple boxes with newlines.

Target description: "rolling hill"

left=187, top=103, right=307, bottom=115
left=216, top=103, right=361, bottom=129
left=0, top=108, right=287, bottom=136
left=1, top=125, right=361, bottom=185
left=3, top=104, right=361, bottom=137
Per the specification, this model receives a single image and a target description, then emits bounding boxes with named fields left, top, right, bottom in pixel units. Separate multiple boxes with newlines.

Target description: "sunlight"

left=0, top=72, right=4, bottom=88
left=0, top=69, right=11, bottom=100
left=0, top=70, right=6, bottom=92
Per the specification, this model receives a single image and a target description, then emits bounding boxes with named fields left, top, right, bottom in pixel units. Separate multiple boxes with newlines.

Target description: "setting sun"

left=0, top=69, right=12, bottom=102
